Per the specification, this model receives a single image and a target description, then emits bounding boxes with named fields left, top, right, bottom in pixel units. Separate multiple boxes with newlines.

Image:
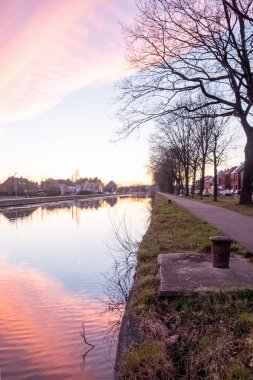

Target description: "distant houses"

left=59, top=179, right=103, bottom=196
left=0, top=176, right=104, bottom=197
left=0, top=168, right=245, bottom=198
left=0, top=176, right=39, bottom=196
left=230, top=162, right=245, bottom=191
left=40, top=178, right=103, bottom=196
left=0, top=176, right=155, bottom=198
left=199, top=162, right=245, bottom=195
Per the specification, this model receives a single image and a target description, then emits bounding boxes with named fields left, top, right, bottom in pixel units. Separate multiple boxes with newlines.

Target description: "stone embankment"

left=0, top=193, right=148, bottom=208
left=0, top=194, right=104, bottom=208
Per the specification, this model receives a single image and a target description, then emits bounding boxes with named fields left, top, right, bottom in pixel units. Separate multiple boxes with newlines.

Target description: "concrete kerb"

left=158, top=252, right=253, bottom=298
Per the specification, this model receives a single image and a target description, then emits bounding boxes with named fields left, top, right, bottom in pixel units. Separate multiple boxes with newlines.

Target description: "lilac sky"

left=0, top=0, right=153, bottom=185
left=0, top=0, right=245, bottom=185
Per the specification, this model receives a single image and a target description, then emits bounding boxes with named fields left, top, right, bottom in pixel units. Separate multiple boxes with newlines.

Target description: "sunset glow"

left=0, top=0, right=131, bottom=123
left=0, top=0, right=152, bottom=184
left=0, top=255, right=115, bottom=379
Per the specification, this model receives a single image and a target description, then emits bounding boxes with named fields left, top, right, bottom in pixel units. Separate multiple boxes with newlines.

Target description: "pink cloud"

left=0, top=0, right=135, bottom=123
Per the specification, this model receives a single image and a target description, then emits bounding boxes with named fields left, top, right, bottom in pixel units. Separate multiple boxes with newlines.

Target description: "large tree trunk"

left=240, top=131, right=253, bottom=205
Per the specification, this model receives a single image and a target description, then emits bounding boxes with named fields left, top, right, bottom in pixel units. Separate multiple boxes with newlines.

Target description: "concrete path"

left=162, top=193, right=253, bottom=253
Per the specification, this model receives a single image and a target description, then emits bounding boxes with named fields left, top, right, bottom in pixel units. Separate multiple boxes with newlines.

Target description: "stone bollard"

left=210, top=236, right=233, bottom=268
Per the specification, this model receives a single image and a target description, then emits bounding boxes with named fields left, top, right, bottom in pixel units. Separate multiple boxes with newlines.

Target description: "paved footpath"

left=162, top=193, right=253, bottom=253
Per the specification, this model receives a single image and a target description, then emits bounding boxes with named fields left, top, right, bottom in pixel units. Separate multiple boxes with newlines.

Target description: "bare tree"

left=209, top=118, right=236, bottom=200
left=149, top=139, right=180, bottom=193
left=153, top=114, right=198, bottom=195
left=194, top=115, right=216, bottom=199
left=117, top=0, right=253, bottom=204
left=154, top=100, right=215, bottom=199
left=149, top=98, right=235, bottom=199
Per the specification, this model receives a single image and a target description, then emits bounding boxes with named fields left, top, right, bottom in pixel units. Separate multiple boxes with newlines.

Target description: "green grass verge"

left=120, top=193, right=253, bottom=380
left=191, top=195, right=253, bottom=218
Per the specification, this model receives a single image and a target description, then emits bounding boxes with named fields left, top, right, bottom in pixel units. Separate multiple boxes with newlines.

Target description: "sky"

left=0, top=0, right=153, bottom=185
left=0, top=0, right=245, bottom=186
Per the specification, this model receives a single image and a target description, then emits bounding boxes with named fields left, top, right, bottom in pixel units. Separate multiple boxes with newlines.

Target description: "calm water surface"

left=0, top=196, right=150, bottom=380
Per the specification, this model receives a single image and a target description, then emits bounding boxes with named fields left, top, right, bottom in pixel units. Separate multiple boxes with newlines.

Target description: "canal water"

left=0, top=196, right=150, bottom=380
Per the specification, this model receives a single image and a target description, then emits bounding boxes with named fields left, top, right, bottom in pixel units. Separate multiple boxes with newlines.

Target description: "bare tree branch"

left=116, top=0, right=253, bottom=203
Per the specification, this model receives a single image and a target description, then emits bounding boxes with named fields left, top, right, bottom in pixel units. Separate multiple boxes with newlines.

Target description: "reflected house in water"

left=105, top=197, right=118, bottom=207
left=76, top=198, right=105, bottom=209
left=0, top=207, right=36, bottom=222
left=0, top=198, right=119, bottom=222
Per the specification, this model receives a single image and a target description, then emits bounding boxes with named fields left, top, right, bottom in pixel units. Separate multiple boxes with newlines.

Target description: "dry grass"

left=120, top=194, right=253, bottom=380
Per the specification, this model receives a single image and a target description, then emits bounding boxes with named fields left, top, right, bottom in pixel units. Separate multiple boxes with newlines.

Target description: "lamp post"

left=15, top=178, right=17, bottom=197
left=13, top=172, right=17, bottom=197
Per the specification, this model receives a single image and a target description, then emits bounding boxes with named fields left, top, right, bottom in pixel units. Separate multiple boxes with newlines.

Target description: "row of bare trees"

left=117, top=0, right=253, bottom=204
left=149, top=104, right=235, bottom=200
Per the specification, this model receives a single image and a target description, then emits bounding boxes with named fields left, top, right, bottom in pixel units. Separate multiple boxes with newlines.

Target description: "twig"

left=80, top=322, right=95, bottom=371
left=81, top=322, right=95, bottom=349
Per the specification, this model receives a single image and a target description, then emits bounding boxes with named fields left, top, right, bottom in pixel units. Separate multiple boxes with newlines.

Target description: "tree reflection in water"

left=101, top=213, right=140, bottom=341
left=80, top=213, right=140, bottom=373
left=80, top=322, right=95, bottom=371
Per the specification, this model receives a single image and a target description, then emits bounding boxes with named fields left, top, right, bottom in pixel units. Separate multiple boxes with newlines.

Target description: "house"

left=41, top=179, right=62, bottom=195
left=76, top=180, right=103, bottom=194
left=59, top=184, right=77, bottom=195
left=217, top=170, right=226, bottom=191
left=103, top=181, right=117, bottom=193
left=0, top=176, right=39, bottom=196
left=231, top=163, right=245, bottom=191
left=204, top=175, right=213, bottom=194
left=224, top=167, right=237, bottom=190
left=42, top=177, right=103, bottom=196
left=204, top=171, right=228, bottom=195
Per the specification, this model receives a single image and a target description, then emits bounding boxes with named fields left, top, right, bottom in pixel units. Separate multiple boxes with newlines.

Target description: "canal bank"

left=0, top=193, right=147, bottom=208
left=115, top=193, right=253, bottom=379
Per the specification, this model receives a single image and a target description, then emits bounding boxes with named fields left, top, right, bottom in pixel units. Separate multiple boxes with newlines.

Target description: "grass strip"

left=191, top=195, right=253, bottom=218
left=120, top=193, right=253, bottom=380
